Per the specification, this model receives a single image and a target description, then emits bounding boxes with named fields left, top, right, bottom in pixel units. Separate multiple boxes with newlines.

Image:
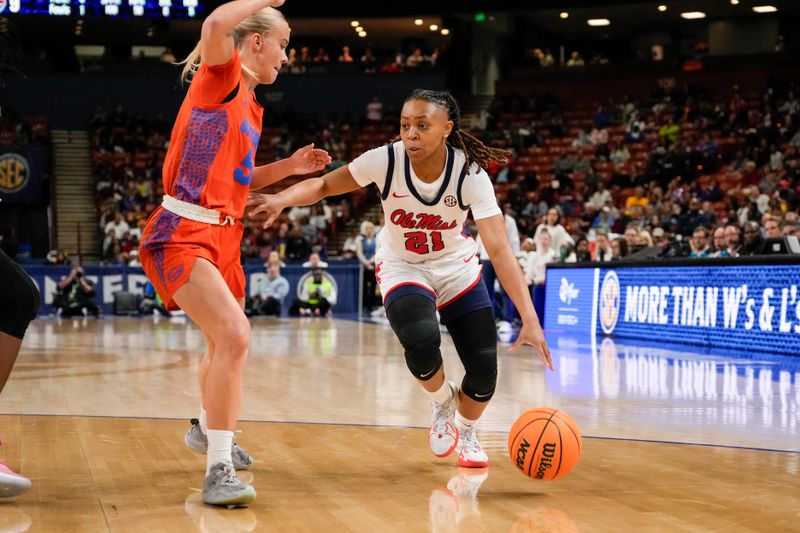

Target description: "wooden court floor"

left=0, top=317, right=798, bottom=532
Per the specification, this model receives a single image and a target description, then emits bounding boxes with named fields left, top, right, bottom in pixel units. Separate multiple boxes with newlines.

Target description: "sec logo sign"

left=599, top=270, right=620, bottom=334
left=0, top=153, right=30, bottom=194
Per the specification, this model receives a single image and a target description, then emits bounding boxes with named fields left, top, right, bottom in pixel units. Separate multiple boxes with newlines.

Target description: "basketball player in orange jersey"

left=249, top=90, right=554, bottom=468
left=0, top=249, right=39, bottom=498
left=138, top=0, right=330, bottom=506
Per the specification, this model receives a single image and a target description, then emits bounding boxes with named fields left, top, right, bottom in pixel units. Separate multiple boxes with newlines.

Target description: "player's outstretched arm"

left=250, top=144, right=332, bottom=190
left=247, top=164, right=362, bottom=228
left=476, top=214, right=555, bottom=371
left=201, top=0, right=285, bottom=66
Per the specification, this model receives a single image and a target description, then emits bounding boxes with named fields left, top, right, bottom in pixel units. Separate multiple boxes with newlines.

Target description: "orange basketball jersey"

left=162, top=49, right=263, bottom=219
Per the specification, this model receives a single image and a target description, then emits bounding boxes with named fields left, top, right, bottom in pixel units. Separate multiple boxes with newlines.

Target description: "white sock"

left=199, top=407, right=208, bottom=435
left=206, top=429, right=234, bottom=474
left=426, top=379, right=454, bottom=405
left=455, top=411, right=478, bottom=431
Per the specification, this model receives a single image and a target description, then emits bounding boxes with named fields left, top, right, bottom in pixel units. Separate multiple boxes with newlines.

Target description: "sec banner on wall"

left=545, top=262, right=800, bottom=356
left=0, top=145, right=48, bottom=205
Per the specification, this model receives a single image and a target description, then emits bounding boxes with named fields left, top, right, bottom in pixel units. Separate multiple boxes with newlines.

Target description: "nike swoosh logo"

left=420, top=367, right=437, bottom=378
left=474, top=392, right=492, bottom=398
left=392, top=192, right=410, bottom=198
left=463, top=254, right=475, bottom=263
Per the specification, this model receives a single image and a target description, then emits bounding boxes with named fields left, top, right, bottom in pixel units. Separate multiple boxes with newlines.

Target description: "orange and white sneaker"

left=456, top=427, right=489, bottom=468
left=428, top=382, right=459, bottom=457
left=0, top=458, right=31, bottom=498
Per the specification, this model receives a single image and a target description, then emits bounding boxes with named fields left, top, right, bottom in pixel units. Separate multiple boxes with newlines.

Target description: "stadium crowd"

left=87, top=79, right=800, bottom=274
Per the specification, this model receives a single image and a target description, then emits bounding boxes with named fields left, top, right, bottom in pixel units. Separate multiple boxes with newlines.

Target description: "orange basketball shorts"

left=138, top=206, right=245, bottom=310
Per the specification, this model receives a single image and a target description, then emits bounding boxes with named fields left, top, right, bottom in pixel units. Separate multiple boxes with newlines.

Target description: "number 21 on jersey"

left=404, top=231, right=444, bottom=255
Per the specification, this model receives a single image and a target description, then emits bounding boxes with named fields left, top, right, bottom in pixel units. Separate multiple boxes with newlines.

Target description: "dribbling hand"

left=247, top=193, right=284, bottom=228
left=509, top=320, right=555, bottom=371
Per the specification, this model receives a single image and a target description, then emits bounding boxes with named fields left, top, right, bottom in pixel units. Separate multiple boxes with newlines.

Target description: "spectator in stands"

left=741, top=221, right=766, bottom=255
left=105, top=211, right=130, bottom=240
left=588, top=181, right=612, bottom=210
left=360, top=48, right=377, bottom=73
left=724, top=225, right=742, bottom=257
left=623, top=225, right=640, bottom=251
left=611, top=237, right=629, bottom=260
left=534, top=207, right=574, bottom=256
left=589, top=125, right=608, bottom=146
left=624, top=186, right=649, bottom=216
left=366, top=96, right=383, bottom=122
left=593, top=229, right=613, bottom=261
left=338, top=45, right=354, bottom=63
left=525, top=229, right=556, bottom=326
left=689, top=226, right=711, bottom=258
left=302, top=251, right=328, bottom=269
left=252, top=262, right=289, bottom=316
left=710, top=226, right=729, bottom=257
left=53, top=266, right=99, bottom=317
left=566, top=51, right=584, bottom=67
left=697, top=178, right=723, bottom=203
left=764, top=216, right=781, bottom=239
left=572, top=127, right=592, bottom=148
left=406, top=48, right=425, bottom=68
left=652, top=227, right=671, bottom=256
left=610, top=142, right=630, bottom=164
left=356, top=220, right=379, bottom=312
left=541, top=49, right=555, bottom=67
left=313, top=47, right=330, bottom=63
left=289, top=268, right=334, bottom=317
left=574, top=236, right=591, bottom=262
left=782, top=220, right=799, bottom=237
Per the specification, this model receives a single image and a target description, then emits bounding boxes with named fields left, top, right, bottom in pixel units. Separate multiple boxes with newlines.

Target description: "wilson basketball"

left=508, top=407, right=582, bottom=480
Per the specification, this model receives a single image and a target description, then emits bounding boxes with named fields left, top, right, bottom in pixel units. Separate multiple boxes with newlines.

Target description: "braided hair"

left=394, top=89, right=510, bottom=170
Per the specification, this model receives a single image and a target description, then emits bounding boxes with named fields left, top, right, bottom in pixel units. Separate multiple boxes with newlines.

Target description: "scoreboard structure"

left=0, top=0, right=203, bottom=18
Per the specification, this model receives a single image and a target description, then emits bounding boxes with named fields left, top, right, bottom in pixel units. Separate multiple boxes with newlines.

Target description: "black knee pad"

left=0, top=251, right=41, bottom=339
left=386, top=294, right=442, bottom=380
left=445, top=307, right=498, bottom=402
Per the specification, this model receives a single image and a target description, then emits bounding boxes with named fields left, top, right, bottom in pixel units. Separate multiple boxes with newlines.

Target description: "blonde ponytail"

left=177, top=6, right=286, bottom=84
left=178, top=41, right=202, bottom=84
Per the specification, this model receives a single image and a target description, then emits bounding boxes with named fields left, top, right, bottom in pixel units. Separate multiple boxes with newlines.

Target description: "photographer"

left=289, top=268, right=334, bottom=317
left=53, top=266, right=100, bottom=317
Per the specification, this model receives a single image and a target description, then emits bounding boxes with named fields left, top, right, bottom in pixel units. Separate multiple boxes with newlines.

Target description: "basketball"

left=508, top=407, right=582, bottom=480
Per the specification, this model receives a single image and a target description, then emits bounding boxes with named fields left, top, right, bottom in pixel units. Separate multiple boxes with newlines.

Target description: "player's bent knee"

left=461, top=360, right=498, bottom=402
left=386, top=294, right=442, bottom=380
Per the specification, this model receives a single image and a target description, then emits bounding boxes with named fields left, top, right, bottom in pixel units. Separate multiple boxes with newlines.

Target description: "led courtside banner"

left=545, top=260, right=800, bottom=356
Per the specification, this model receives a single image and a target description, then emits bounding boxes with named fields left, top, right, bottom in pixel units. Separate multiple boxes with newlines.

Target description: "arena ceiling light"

left=355, top=26, right=363, bottom=32
left=441, top=28, right=450, bottom=35
left=414, top=19, right=423, bottom=25
left=429, top=24, right=438, bottom=31
left=350, top=20, right=359, bottom=27
left=658, top=5, right=667, bottom=12
left=587, top=18, right=610, bottom=26
left=752, top=5, right=777, bottom=13
left=680, top=11, right=706, bottom=19
left=730, top=0, right=740, bottom=4
left=358, top=31, right=367, bottom=37
left=559, top=12, right=569, bottom=19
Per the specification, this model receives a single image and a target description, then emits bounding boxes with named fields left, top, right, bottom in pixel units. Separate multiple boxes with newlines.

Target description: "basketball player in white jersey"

left=249, top=89, right=554, bottom=467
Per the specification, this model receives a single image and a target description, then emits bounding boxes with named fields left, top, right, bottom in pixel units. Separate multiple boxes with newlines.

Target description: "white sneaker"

left=428, top=382, right=459, bottom=457
left=456, top=427, right=489, bottom=468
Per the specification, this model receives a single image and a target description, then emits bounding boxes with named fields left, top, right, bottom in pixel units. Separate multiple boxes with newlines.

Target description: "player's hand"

left=288, top=144, right=332, bottom=176
left=269, top=0, right=286, bottom=7
left=509, top=320, right=555, bottom=371
left=247, top=192, right=284, bottom=228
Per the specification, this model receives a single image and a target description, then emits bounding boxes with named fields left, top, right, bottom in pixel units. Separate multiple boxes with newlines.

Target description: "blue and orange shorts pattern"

left=138, top=206, right=245, bottom=310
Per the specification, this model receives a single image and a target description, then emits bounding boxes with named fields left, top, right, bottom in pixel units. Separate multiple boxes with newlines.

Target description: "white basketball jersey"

left=377, top=142, right=477, bottom=264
